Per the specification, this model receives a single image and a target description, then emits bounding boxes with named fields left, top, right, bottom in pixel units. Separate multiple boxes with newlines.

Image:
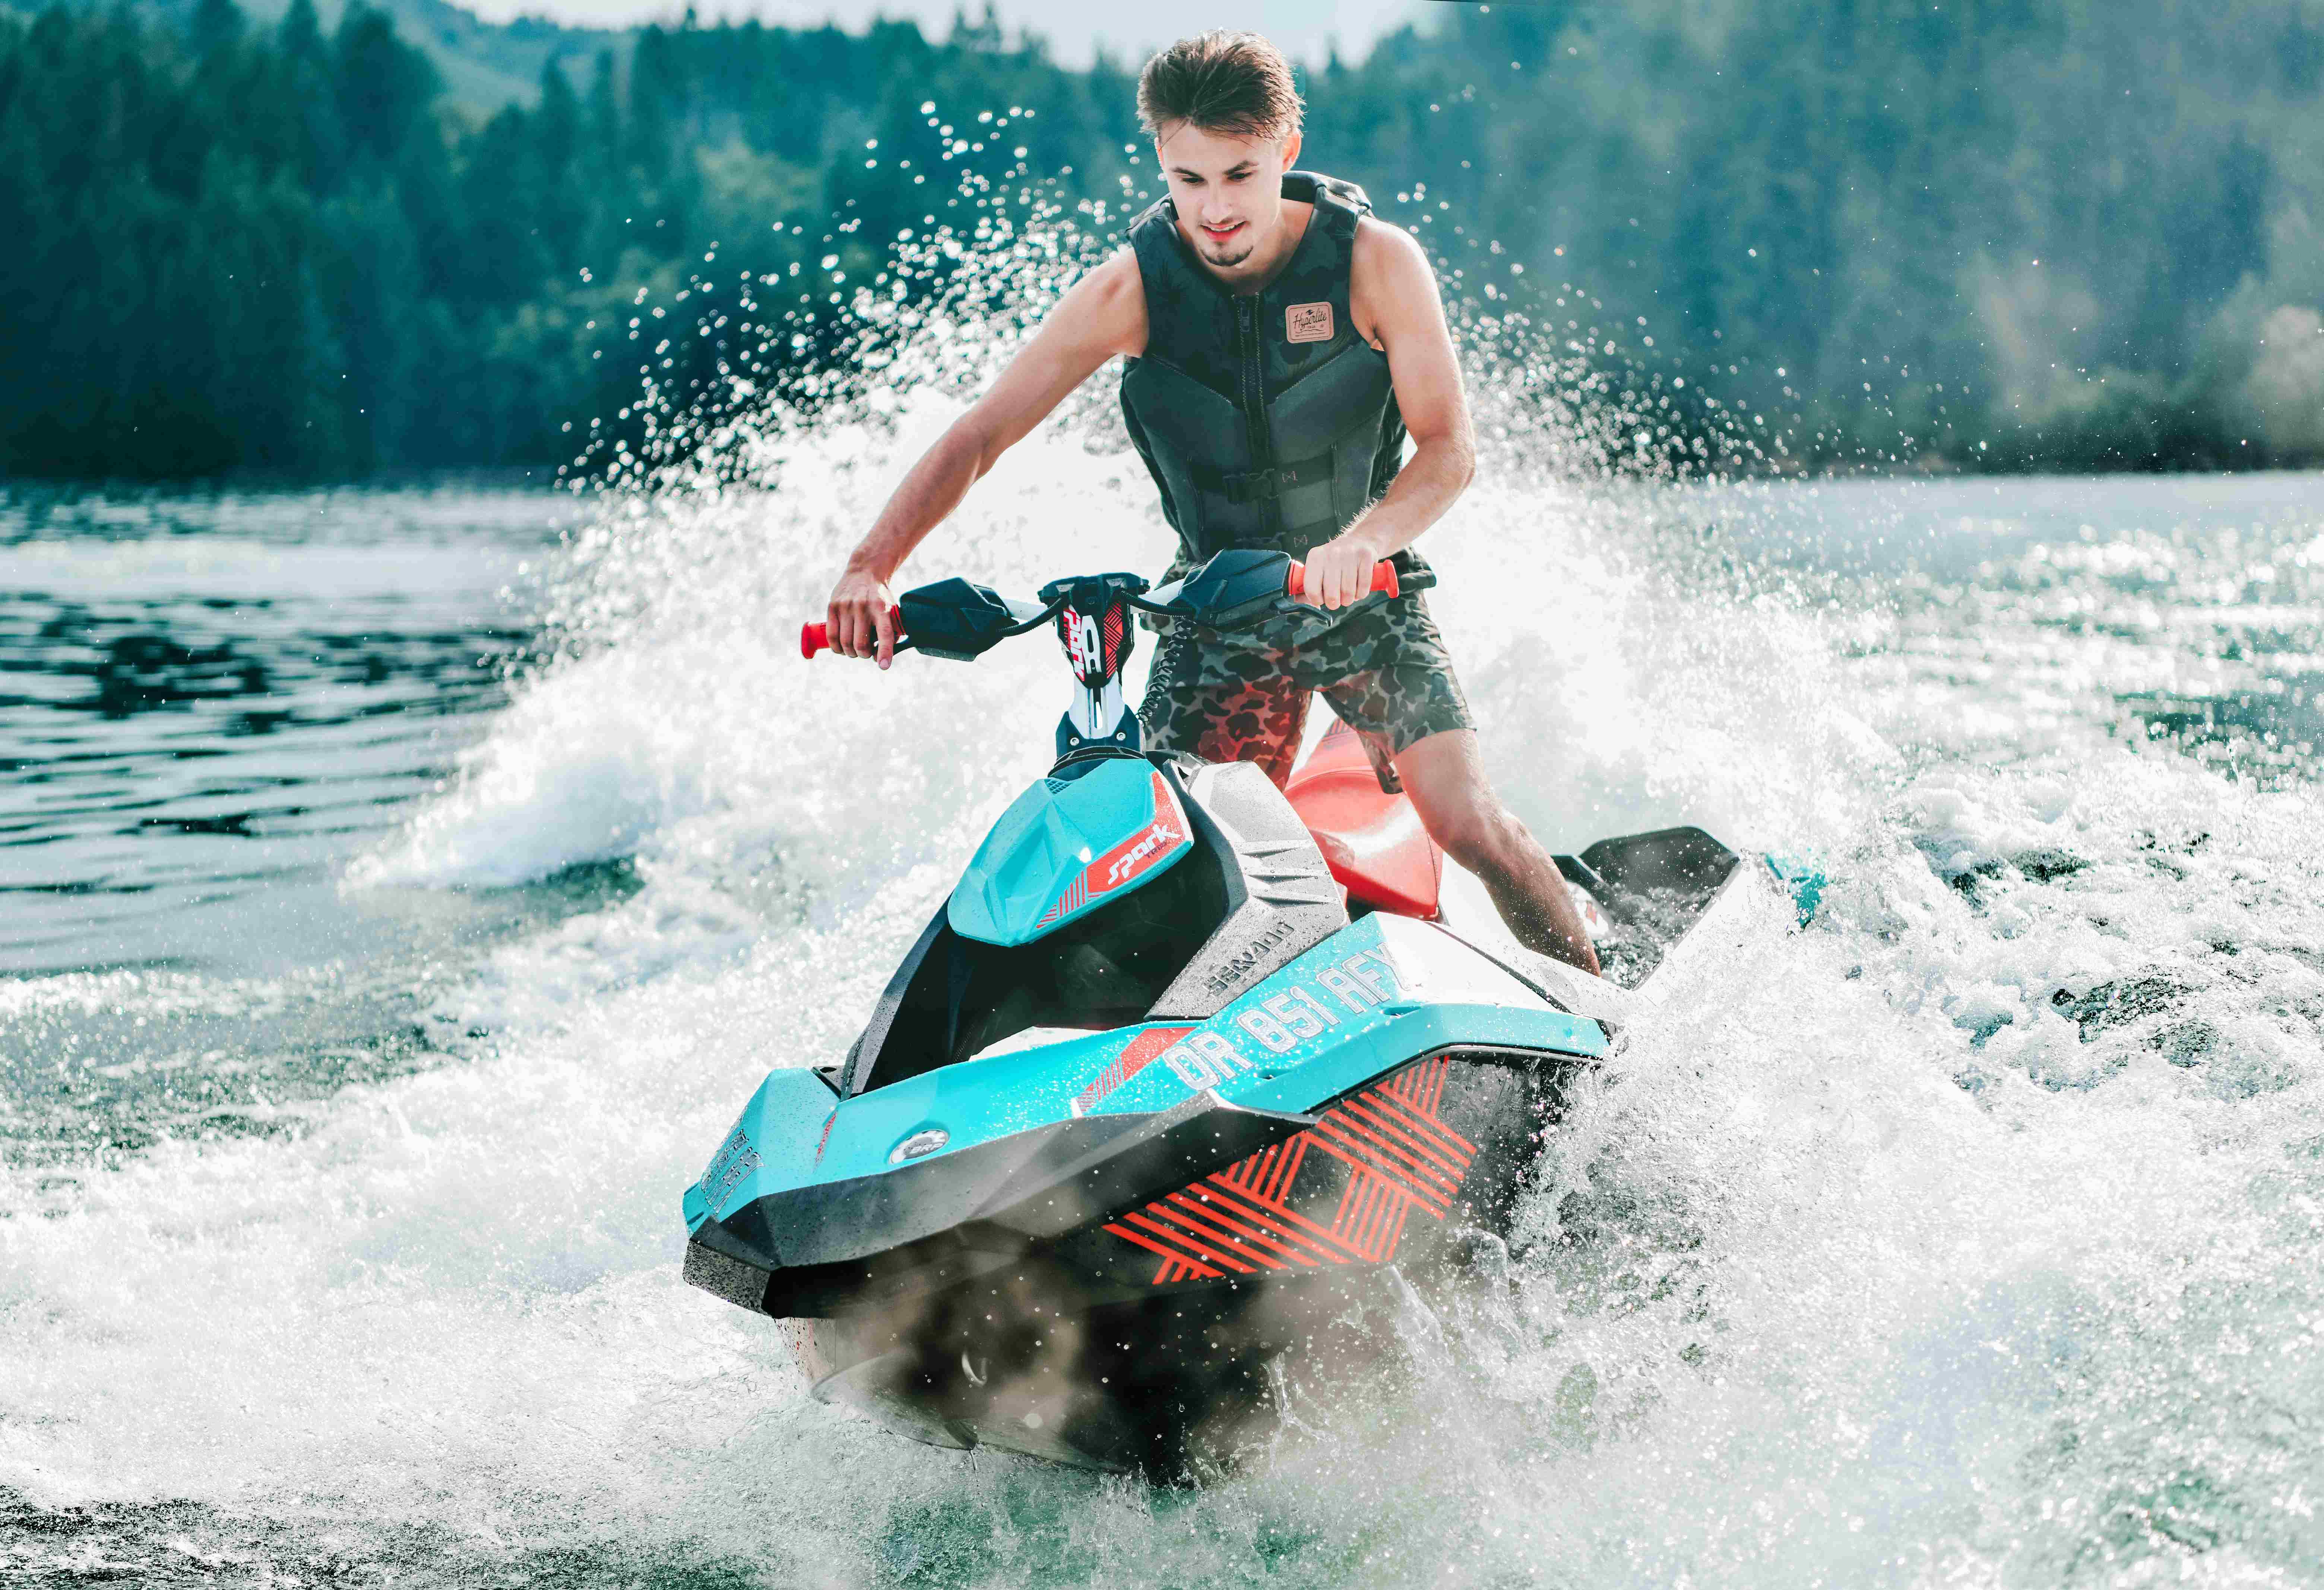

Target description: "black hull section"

left=724, top=1048, right=1578, bottom=1475
left=687, top=1088, right=1315, bottom=1320
left=797, top=1266, right=1429, bottom=1473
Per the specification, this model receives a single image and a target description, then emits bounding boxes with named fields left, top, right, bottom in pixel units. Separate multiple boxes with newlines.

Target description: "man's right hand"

left=827, top=565, right=900, bottom=668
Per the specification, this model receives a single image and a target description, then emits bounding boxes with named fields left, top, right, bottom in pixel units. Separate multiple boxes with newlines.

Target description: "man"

left=824, top=31, right=1600, bottom=974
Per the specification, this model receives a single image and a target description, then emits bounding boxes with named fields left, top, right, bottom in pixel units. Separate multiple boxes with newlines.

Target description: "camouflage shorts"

left=1138, top=595, right=1474, bottom=788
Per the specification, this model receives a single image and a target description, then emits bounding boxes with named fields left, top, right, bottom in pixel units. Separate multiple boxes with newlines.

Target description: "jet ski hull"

left=683, top=906, right=1620, bottom=1474
left=775, top=1044, right=1571, bottom=1472
left=678, top=735, right=1772, bottom=1473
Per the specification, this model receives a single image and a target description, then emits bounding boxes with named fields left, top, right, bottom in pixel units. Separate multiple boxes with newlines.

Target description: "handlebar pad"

left=801, top=607, right=903, bottom=659
left=1285, top=559, right=1399, bottom=602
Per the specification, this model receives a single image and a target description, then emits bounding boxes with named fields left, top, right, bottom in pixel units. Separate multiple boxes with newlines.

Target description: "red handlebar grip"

left=801, top=607, right=903, bottom=660
left=1285, top=559, right=1400, bottom=601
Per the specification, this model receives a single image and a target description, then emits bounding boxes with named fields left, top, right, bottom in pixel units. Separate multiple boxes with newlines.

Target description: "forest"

left=1, top=0, right=2320, bottom=479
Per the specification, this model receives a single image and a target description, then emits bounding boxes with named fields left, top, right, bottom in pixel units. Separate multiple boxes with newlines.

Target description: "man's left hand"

left=1302, top=531, right=1391, bottom=610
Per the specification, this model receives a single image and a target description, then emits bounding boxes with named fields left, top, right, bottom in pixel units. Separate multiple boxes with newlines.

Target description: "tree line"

left=1, top=0, right=2319, bottom=480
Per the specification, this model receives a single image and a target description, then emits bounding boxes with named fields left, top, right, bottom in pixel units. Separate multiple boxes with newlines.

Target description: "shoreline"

left=7, top=457, right=2324, bottom=501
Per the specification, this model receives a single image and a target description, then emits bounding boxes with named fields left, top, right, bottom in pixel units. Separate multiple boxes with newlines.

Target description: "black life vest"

left=1119, top=171, right=1437, bottom=605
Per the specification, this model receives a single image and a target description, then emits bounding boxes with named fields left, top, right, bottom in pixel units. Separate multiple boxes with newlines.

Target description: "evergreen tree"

left=191, top=0, right=242, bottom=59
left=1, top=0, right=2318, bottom=478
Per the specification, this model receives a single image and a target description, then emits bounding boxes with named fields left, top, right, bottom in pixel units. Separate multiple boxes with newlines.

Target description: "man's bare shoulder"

left=1350, top=217, right=1443, bottom=344
left=1082, top=245, right=1144, bottom=295
left=1351, top=216, right=1439, bottom=293
left=1051, top=246, right=1147, bottom=360
left=1352, top=214, right=1431, bottom=264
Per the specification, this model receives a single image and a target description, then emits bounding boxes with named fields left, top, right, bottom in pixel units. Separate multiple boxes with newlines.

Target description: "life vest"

left=1119, top=170, right=1438, bottom=610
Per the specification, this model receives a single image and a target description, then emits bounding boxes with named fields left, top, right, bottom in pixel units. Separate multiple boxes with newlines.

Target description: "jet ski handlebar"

left=1283, top=557, right=1399, bottom=603
left=801, top=551, right=1396, bottom=660
left=800, top=608, right=901, bottom=660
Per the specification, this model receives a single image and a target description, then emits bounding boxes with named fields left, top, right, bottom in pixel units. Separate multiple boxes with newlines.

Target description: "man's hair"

left=1136, top=31, right=1304, bottom=142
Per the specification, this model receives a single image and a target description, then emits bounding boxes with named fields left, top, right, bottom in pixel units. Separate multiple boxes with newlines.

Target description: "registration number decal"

left=1156, top=948, right=1403, bottom=1088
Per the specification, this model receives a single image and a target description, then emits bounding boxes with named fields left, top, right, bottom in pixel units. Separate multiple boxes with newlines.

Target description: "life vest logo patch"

left=1285, top=302, right=1334, bottom=344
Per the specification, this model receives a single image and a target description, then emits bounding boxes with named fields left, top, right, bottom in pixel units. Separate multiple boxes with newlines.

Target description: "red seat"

left=1283, top=721, right=1443, bottom=919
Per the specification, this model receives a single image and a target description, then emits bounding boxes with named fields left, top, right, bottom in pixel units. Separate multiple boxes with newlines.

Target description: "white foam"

left=9, top=212, right=2324, bottom=1584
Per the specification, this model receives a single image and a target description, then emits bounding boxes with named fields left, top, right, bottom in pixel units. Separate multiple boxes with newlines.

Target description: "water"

left=0, top=485, right=658, bottom=1157
left=3, top=439, right=2321, bottom=1587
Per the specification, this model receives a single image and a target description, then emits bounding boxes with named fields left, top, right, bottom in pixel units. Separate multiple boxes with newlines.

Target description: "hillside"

left=10, top=0, right=625, bottom=113
left=2, top=0, right=2320, bottom=478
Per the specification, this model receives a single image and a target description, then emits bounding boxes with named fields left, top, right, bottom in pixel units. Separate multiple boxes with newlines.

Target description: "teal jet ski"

left=682, top=550, right=1764, bottom=1474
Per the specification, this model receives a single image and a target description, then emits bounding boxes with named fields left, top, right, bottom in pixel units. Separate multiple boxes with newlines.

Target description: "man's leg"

left=1306, top=597, right=1600, bottom=974
left=1393, top=730, right=1602, bottom=975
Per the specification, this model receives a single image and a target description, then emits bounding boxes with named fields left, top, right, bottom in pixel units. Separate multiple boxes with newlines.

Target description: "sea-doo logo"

left=1204, top=920, right=1298, bottom=993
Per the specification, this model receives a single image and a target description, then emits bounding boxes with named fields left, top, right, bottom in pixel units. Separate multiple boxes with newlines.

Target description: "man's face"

left=1154, top=121, right=1304, bottom=274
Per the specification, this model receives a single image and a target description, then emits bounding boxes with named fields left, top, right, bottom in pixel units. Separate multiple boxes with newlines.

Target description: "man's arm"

left=1302, top=219, right=1478, bottom=610
left=827, top=250, right=1147, bottom=665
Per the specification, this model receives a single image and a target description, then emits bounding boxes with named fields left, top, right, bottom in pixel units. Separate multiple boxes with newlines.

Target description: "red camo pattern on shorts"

left=1138, top=594, right=1474, bottom=788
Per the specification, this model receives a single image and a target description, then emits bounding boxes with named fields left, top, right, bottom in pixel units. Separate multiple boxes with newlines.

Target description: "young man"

left=823, top=31, right=1600, bottom=974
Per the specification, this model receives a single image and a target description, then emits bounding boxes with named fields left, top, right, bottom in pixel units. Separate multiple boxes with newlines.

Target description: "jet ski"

left=681, top=549, right=1773, bottom=1474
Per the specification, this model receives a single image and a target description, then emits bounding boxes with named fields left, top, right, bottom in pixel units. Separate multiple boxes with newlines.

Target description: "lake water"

left=3, top=460, right=2320, bottom=1586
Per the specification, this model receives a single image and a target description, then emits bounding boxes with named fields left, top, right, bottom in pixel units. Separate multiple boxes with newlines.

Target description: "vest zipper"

left=1234, top=294, right=1277, bottom=544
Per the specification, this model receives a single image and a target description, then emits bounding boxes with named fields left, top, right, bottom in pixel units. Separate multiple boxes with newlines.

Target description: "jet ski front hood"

left=946, top=756, right=1193, bottom=946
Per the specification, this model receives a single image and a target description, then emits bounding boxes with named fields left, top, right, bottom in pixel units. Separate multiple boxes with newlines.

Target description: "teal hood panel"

left=690, top=913, right=1611, bottom=1228
left=947, top=758, right=1193, bottom=946
left=689, top=1067, right=839, bottom=1233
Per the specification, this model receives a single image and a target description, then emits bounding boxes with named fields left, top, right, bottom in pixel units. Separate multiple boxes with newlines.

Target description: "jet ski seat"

left=1283, top=720, right=1442, bottom=919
